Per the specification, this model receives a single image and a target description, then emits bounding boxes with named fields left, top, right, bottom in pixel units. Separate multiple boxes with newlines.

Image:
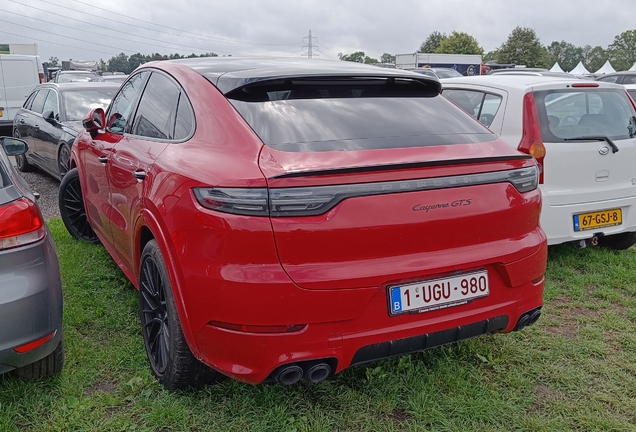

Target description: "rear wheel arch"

left=133, top=212, right=201, bottom=357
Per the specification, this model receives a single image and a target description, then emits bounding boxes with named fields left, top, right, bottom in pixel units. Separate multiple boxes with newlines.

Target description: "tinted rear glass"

left=228, top=78, right=495, bottom=152
left=534, top=89, right=636, bottom=142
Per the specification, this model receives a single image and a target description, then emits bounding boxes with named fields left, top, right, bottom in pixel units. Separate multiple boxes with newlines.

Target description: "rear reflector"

left=0, top=198, right=45, bottom=250
left=209, top=321, right=306, bottom=334
left=571, top=83, right=599, bottom=88
left=14, top=331, right=56, bottom=353
left=194, top=166, right=539, bottom=217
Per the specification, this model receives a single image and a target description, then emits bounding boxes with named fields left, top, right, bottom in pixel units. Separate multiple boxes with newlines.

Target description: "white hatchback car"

left=441, top=76, right=636, bottom=249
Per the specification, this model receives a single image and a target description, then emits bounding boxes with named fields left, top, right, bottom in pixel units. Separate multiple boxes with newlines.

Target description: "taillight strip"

left=194, top=166, right=539, bottom=217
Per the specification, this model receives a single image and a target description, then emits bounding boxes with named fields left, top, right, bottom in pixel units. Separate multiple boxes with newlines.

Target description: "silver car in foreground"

left=0, top=137, right=64, bottom=379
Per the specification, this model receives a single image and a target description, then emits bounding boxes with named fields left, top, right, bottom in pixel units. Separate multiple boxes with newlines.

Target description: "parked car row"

left=3, top=57, right=636, bottom=391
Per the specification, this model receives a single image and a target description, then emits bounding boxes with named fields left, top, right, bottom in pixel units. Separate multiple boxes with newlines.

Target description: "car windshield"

left=63, top=89, right=116, bottom=121
left=228, top=78, right=495, bottom=152
left=57, top=73, right=98, bottom=83
left=435, top=69, right=463, bottom=78
left=534, top=89, right=636, bottom=142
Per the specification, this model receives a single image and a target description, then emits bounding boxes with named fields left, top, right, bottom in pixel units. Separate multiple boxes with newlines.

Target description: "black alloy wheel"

left=58, top=168, right=100, bottom=243
left=58, top=143, right=71, bottom=179
left=13, top=129, right=34, bottom=172
left=139, top=240, right=220, bottom=389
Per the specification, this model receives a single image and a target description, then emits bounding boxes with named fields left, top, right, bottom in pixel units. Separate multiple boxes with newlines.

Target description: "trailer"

left=61, top=60, right=98, bottom=71
left=0, top=44, right=38, bottom=55
left=395, top=53, right=483, bottom=76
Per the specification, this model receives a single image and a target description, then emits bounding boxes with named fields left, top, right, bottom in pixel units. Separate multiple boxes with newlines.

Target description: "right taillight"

left=518, top=92, right=546, bottom=184
left=0, top=198, right=45, bottom=250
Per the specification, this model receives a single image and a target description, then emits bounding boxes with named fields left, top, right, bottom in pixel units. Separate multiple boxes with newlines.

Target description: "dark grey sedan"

left=13, top=82, right=118, bottom=180
left=0, top=137, right=64, bottom=379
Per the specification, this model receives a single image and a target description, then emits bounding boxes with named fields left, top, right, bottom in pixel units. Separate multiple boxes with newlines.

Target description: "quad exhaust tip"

left=270, top=360, right=334, bottom=385
left=514, top=307, right=542, bottom=331
left=272, top=365, right=304, bottom=386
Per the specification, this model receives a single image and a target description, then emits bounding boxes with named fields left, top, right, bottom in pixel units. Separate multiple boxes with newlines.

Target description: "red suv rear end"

left=61, top=59, right=546, bottom=388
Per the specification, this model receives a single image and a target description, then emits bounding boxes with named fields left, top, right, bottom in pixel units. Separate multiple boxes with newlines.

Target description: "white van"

left=0, top=55, right=45, bottom=127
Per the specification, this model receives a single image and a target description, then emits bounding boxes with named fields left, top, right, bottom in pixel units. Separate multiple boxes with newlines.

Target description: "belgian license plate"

left=389, top=270, right=489, bottom=315
left=573, top=208, right=622, bottom=232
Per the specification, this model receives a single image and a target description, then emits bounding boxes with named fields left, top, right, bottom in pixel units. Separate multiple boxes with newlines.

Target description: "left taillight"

left=39, top=72, right=46, bottom=83
left=0, top=198, right=45, bottom=250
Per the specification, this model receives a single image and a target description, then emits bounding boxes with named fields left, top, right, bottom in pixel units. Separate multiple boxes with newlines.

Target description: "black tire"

left=13, top=129, right=35, bottom=172
left=139, top=240, right=219, bottom=389
left=15, top=338, right=64, bottom=379
left=598, top=232, right=636, bottom=250
left=59, top=168, right=100, bottom=244
left=58, top=143, right=71, bottom=179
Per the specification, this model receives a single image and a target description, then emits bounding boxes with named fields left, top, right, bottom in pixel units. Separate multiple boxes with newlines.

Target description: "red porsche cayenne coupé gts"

left=59, top=58, right=547, bottom=388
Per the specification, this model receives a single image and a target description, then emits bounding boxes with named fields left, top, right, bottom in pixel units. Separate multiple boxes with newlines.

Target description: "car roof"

left=165, top=57, right=441, bottom=94
left=596, top=71, right=636, bottom=77
left=440, top=75, right=624, bottom=91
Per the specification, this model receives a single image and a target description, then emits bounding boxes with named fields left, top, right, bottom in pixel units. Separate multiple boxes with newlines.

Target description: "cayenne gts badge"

left=412, top=199, right=472, bottom=212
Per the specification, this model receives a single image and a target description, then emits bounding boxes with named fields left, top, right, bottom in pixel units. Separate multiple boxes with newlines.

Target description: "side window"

left=131, top=72, right=180, bottom=140
left=30, top=89, right=49, bottom=114
left=442, top=89, right=501, bottom=127
left=173, top=92, right=195, bottom=140
left=597, top=76, right=618, bottom=83
left=42, top=90, right=59, bottom=120
left=23, top=91, right=38, bottom=109
left=478, top=93, right=503, bottom=127
left=628, top=90, right=636, bottom=101
left=442, top=89, right=480, bottom=116
left=626, top=76, right=636, bottom=84
left=106, top=71, right=149, bottom=134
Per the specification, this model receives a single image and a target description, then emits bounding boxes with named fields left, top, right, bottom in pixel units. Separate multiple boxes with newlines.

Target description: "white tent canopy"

left=629, top=62, right=636, bottom=72
left=550, top=62, right=565, bottom=73
left=595, top=60, right=616, bottom=74
left=569, top=61, right=590, bottom=75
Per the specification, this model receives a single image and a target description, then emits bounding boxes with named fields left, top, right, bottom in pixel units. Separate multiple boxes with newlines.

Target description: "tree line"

left=47, top=52, right=220, bottom=75
left=339, top=27, right=636, bottom=72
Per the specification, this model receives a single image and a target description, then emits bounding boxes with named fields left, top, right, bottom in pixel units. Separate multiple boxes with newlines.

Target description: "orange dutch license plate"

left=573, top=208, right=622, bottom=232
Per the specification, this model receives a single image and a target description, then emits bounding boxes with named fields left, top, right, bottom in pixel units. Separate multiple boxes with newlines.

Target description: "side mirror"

left=83, top=108, right=105, bottom=132
left=0, top=137, right=28, bottom=156
left=43, top=109, right=57, bottom=124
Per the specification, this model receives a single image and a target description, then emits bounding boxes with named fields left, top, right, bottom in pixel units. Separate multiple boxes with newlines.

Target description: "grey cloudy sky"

left=1, top=0, right=633, bottom=63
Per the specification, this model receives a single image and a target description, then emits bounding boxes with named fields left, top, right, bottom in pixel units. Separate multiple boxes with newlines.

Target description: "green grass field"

left=2, top=220, right=636, bottom=431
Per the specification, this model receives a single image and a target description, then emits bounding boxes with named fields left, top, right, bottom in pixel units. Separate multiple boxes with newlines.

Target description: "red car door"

left=106, top=71, right=179, bottom=272
left=81, top=71, right=150, bottom=247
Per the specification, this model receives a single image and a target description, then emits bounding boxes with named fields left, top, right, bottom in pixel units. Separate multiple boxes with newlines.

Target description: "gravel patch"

left=19, top=168, right=61, bottom=221
left=1, top=127, right=62, bottom=220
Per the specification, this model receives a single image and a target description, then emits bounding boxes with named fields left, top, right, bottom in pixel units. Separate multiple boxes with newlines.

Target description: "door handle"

left=133, top=170, right=146, bottom=181
left=97, top=156, right=108, bottom=164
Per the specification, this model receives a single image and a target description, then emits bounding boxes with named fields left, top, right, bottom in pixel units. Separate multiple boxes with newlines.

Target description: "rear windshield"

left=534, top=89, right=636, bottom=142
left=227, top=78, right=496, bottom=152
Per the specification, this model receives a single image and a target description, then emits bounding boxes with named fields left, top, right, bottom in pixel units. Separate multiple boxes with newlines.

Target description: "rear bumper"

left=542, top=195, right=636, bottom=245
left=191, top=275, right=544, bottom=384
left=0, top=234, right=63, bottom=375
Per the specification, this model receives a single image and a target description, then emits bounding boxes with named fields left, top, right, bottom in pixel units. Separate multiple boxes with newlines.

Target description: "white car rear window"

left=534, top=89, right=636, bottom=142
